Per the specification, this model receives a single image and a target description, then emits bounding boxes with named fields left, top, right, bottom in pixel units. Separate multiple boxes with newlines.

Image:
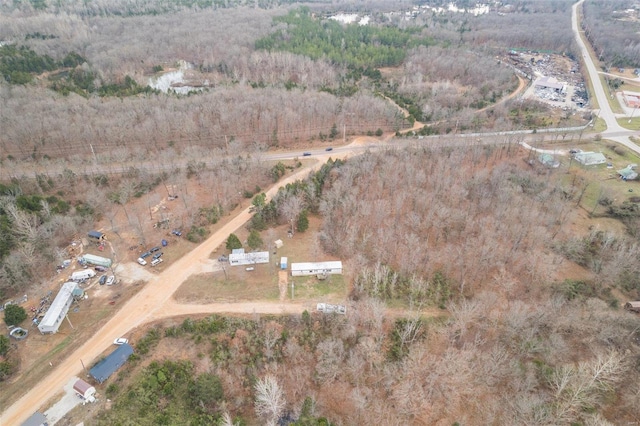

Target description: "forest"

left=583, top=0, right=640, bottom=68
left=0, top=0, right=579, bottom=162
left=4, top=0, right=636, bottom=423
left=86, top=146, right=640, bottom=425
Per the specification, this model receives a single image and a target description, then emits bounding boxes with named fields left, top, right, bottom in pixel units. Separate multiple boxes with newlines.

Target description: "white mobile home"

left=291, top=261, right=343, bottom=277
left=574, top=151, right=606, bottom=166
left=38, top=282, right=78, bottom=334
left=228, top=249, right=269, bottom=266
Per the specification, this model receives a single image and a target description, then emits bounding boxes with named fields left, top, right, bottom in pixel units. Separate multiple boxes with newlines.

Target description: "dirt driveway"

left=0, top=157, right=338, bottom=426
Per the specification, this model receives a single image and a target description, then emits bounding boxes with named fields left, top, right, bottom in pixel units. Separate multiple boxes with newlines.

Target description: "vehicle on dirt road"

left=106, top=276, right=116, bottom=286
left=113, top=338, right=128, bottom=345
left=303, top=152, right=312, bottom=156
left=152, top=252, right=163, bottom=260
left=150, top=246, right=161, bottom=253
left=99, top=275, right=107, bottom=285
left=137, top=258, right=147, bottom=266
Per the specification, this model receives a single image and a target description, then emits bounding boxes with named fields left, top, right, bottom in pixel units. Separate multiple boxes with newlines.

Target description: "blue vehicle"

left=140, top=251, right=152, bottom=258
left=152, top=252, right=163, bottom=260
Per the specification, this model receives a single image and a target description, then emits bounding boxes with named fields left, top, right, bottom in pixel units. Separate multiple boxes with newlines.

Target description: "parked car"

left=303, top=152, right=312, bottom=156
left=171, top=229, right=182, bottom=237
left=99, top=275, right=107, bottom=285
left=137, top=257, right=147, bottom=266
left=140, top=251, right=152, bottom=258
left=152, top=252, right=163, bottom=260
left=106, top=275, right=116, bottom=286
left=94, top=266, right=108, bottom=272
left=325, top=147, right=333, bottom=151
left=150, top=246, right=161, bottom=253
left=151, top=258, right=163, bottom=267
left=113, top=337, right=128, bottom=345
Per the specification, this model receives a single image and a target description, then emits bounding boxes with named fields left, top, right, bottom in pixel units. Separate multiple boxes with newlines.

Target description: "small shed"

left=538, top=153, right=560, bottom=168
left=280, top=257, right=288, bottom=270
left=625, top=301, right=640, bottom=313
left=274, top=239, right=284, bottom=249
left=87, top=231, right=106, bottom=240
left=618, top=166, right=638, bottom=181
left=73, top=378, right=96, bottom=402
left=21, top=411, right=48, bottom=426
left=90, top=343, right=134, bottom=383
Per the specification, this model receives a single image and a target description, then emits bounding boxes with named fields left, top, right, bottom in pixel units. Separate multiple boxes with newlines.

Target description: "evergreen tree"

left=225, top=233, right=242, bottom=251
left=297, top=210, right=309, bottom=233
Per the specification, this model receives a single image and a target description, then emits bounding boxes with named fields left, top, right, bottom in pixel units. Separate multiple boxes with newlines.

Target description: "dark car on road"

left=303, top=152, right=312, bottom=156
left=150, top=246, right=161, bottom=253
left=325, top=147, right=333, bottom=151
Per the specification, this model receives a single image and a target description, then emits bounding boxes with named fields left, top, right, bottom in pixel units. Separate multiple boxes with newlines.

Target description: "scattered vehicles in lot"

left=150, top=246, right=161, bottom=253
left=137, top=257, right=147, bottom=266
left=99, top=275, right=107, bottom=285
left=106, top=276, right=116, bottom=286
left=152, top=252, right=163, bottom=260
left=140, top=251, right=152, bottom=259
left=151, top=258, right=163, bottom=267
left=113, top=337, right=128, bottom=345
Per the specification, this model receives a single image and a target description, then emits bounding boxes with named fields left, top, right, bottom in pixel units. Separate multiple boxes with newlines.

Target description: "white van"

left=151, top=258, right=163, bottom=267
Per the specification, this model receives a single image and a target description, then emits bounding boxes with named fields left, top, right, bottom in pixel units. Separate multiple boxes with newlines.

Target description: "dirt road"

left=0, top=156, right=336, bottom=426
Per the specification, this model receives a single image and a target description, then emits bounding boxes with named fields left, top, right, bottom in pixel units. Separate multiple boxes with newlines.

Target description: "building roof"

left=625, top=301, right=640, bottom=308
left=73, top=378, right=94, bottom=395
left=231, top=248, right=245, bottom=255
left=291, top=261, right=343, bottom=271
left=81, top=254, right=112, bottom=266
left=538, top=153, right=559, bottom=168
left=90, top=343, right=134, bottom=383
left=574, top=151, right=607, bottom=165
left=618, top=167, right=638, bottom=179
left=229, top=251, right=269, bottom=265
left=21, top=411, right=47, bottom=426
left=39, top=282, right=78, bottom=329
left=535, top=76, right=564, bottom=90
left=87, top=230, right=104, bottom=239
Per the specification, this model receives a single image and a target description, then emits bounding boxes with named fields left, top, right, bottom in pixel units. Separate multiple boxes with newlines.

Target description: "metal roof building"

left=228, top=249, right=270, bottom=266
left=80, top=253, right=112, bottom=268
left=291, top=261, right=343, bottom=277
left=38, top=282, right=79, bottom=334
left=574, top=151, right=607, bottom=166
left=90, top=343, right=134, bottom=383
left=21, top=412, right=48, bottom=426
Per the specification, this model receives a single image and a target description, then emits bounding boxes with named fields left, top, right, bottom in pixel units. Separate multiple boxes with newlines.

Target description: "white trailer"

left=70, top=269, right=96, bottom=281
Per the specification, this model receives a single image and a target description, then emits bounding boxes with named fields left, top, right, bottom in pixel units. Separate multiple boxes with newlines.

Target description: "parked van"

left=151, top=258, right=163, bottom=267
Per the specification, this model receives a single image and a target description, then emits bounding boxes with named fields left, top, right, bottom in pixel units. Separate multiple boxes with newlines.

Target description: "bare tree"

left=254, top=375, right=286, bottom=426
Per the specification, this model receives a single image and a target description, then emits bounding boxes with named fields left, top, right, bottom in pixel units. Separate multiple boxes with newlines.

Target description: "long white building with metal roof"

left=38, top=282, right=78, bottom=334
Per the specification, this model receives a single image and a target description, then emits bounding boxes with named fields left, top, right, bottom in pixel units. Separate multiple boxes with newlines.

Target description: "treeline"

left=583, top=0, right=640, bottom=68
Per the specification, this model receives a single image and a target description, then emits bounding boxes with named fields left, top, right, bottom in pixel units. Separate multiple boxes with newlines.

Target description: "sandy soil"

left=0, top=158, right=335, bottom=426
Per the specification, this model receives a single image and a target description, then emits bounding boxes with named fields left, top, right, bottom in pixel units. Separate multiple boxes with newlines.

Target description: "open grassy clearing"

left=176, top=216, right=348, bottom=303
left=600, top=75, right=624, bottom=114
left=617, top=116, right=640, bottom=131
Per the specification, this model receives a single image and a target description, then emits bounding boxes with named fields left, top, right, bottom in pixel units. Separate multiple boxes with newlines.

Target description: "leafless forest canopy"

left=0, top=0, right=580, bottom=161
left=583, top=0, right=640, bottom=68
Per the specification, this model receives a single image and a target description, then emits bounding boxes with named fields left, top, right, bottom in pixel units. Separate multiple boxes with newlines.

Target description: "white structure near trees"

left=38, top=282, right=78, bottom=334
left=228, top=248, right=269, bottom=266
left=291, top=261, right=343, bottom=277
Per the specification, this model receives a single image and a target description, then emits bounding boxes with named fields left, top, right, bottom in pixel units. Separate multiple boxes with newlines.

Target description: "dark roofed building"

left=87, top=230, right=106, bottom=240
left=21, top=412, right=48, bottom=426
left=90, top=343, right=133, bottom=383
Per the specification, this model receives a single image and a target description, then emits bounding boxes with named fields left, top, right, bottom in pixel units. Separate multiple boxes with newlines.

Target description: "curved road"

left=0, top=155, right=342, bottom=426
left=3, top=4, right=640, bottom=424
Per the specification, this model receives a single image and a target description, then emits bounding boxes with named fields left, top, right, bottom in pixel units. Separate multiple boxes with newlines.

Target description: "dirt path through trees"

left=0, top=158, right=335, bottom=426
